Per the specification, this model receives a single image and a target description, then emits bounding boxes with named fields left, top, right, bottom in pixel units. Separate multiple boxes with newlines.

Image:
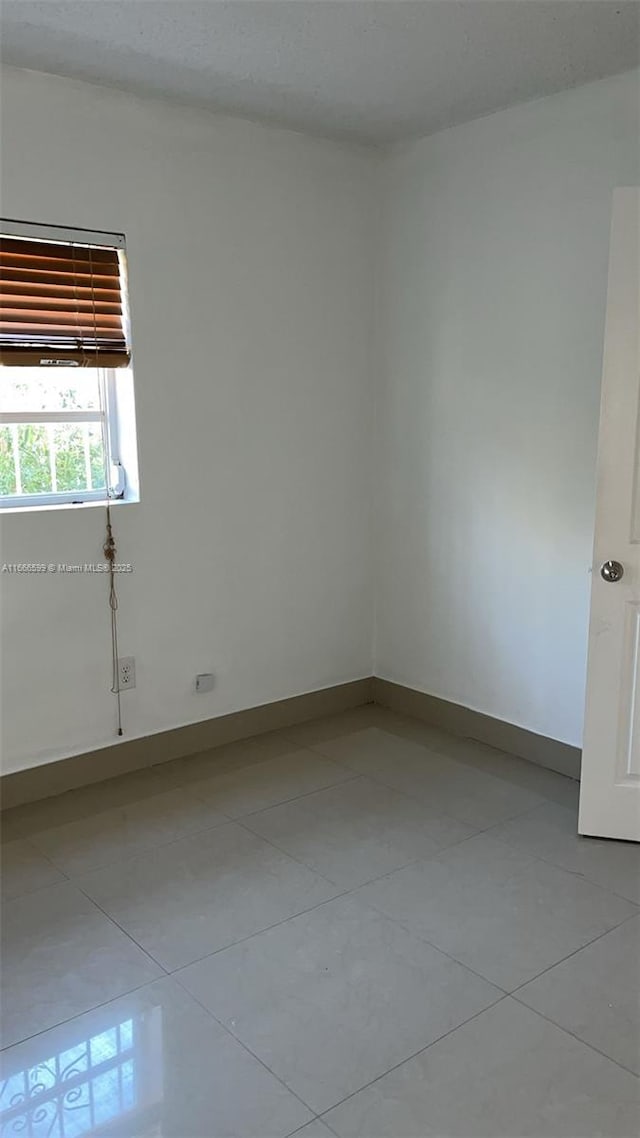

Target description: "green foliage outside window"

left=1, top=377, right=107, bottom=498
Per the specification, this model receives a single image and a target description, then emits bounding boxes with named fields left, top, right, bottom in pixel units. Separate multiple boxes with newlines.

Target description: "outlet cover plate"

left=118, top=656, right=136, bottom=690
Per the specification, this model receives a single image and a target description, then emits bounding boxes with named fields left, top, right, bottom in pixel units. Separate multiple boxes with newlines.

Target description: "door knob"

left=601, top=560, right=624, bottom=582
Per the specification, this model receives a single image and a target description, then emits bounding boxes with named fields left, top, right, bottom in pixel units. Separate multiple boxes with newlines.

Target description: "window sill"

left=0, top=496, right=139, bottom=515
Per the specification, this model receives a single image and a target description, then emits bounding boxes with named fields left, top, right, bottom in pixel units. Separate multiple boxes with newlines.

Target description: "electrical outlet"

left=118, top=656, right=136, bottom=691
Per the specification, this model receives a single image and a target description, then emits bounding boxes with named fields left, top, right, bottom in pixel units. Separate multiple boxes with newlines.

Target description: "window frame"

left=0, top=367, right=126, bottom=509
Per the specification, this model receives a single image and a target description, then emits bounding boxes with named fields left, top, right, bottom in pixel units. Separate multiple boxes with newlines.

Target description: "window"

left=1, top=366, right=126, bottom=507
left=0, top=222, right=139, bottom=509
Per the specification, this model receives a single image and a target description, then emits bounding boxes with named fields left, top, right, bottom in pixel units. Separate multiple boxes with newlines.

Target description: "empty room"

left=0, top=2, right=639, bottom=1135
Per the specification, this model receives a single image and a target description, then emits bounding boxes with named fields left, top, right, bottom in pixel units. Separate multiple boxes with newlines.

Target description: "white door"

left=580, top=188, right=640, bottom=841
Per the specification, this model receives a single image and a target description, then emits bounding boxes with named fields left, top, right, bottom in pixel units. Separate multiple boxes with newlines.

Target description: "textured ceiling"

left=1, top=1, right=639, bottom=145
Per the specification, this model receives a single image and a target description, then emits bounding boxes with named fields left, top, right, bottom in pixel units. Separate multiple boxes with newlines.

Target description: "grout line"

left=5, top=757, right=544, bottom=904
left=317, top=982, right=640, bottom=1126
left=201, top=771, right=362, bottom=823
left=1, top=836, right=72, bottom=902
left=345, top=887, right=511, bottom=995
left=27, top=811, right=237, bottom=880
left=287, top=1118, right=337, bottom=1137
left=3, top=709, right=633, bottom=1105
left=509, top=853, right=640, bottom=907
left=473, top=828, right=640, bottom=907
left=1, top=736, right=296, bottom=837
left=8, top=745, right=626, bottom=1009
left=509, top=907, right=640, bottom=998
left=1, top=870, right=71, bottom=906
left=33, top=780, right=363, bottom=900
left=312, top=994, right=511, bottom=1122
left=72, top=879, right=171, bottom=974
left=508, top=994, right=640, bottom=1079
left=11, top=780, right=408, bottom=891
left=332, top=715, right=580, bottom=790
left=14, top=759, right=359, bottom=883
left=335, top=843, right=638, bottom=996
left=323, top=1122, right=342, bottom=1138
left=170, top=913, right=508, bottom=1126
left=171, top=974, right=319, bottom=1121
left=290, top=746, right=561, bottom=834
left=166, top=887, right=354, bottom=974
left=69, top=841, right=353, bottom=978
left=0, top=974, right=162, bottom=1054
left=341, top=795, right=639, bottom=912
left=5, top=878, right=349, bottom=1061
left=282, top=712, right=385, bottom=748
left=285, top=718, right=397, bottom=756
left=14, top=815, right=632, bottom=1061
left=234, top=817, right=347, bottom=888
left=313, top=1121, right=340, bottom=1138
left=233, top=779, right=502, bottom=894
left=22, top=834, right=71, bottom=873
left=3, top=710, right=569, bottom=837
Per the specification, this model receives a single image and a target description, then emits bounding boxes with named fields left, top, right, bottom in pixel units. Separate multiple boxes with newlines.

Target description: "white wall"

left=375, top=69, right=640, bottom=748
left=0, top=67, right=377, bottom=773
left=3, top=67, right=638, bottom=774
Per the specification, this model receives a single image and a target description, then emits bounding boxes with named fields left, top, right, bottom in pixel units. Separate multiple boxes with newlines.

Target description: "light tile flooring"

left=1, top=705, right=639, bottom=1136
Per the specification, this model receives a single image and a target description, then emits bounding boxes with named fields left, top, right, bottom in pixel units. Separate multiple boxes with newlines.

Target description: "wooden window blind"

left=0, top=235, right=131, bottom=367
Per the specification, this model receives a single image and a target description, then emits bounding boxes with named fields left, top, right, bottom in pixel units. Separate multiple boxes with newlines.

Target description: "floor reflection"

left=1, top=1006, right=163, bottom=1137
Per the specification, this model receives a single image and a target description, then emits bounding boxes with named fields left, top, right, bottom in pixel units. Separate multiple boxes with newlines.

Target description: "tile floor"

left=1, top=705, right=639, bottom=1137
